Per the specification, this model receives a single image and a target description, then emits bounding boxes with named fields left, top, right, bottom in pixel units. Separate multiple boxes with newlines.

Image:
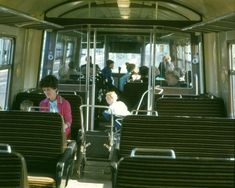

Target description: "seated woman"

left=103, top=91, right=131, bottom=130
left=39, top=75, right=72, bottom=139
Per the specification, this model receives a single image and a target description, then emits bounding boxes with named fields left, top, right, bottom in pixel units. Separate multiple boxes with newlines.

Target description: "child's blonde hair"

left=105, top=91, right=118, bottom=104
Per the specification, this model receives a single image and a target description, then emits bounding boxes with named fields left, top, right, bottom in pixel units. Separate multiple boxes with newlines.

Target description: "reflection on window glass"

left=0, top=69, right=9, bottom=109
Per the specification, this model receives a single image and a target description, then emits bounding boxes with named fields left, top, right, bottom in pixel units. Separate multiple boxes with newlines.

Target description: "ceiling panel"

left=0, top=5, right=63, bottom=30
left=182, top=12, right=235, bottom=32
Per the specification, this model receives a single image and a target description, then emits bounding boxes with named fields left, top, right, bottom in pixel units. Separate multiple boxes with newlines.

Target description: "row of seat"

left=115, top=156, right=234, bottom=188
left=155, top=95, right=227, bottom=117
left=114, top=115, right=235, bottom=187
left=0, top=144, right=28, bottom=188
left=114, top=114, right=235, bottom=187
left=12, top=91, right=83, bottom=141
left=0, top=111, right=77, bottom=188
left=119, top=115, right=235, bottom=159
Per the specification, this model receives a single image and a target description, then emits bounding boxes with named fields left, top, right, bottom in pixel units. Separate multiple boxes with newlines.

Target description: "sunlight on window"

left=0, top=69, right=9, bottom=109
left=109, top=52, right=141, bottom=73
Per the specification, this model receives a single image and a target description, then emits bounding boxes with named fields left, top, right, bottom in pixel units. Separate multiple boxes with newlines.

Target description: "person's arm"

left=39, top=99, right=49, bottom=112
left=61, top=99, right=72, bottom=138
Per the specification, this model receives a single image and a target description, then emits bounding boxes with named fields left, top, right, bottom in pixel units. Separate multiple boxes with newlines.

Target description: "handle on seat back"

left=161, top=94, right=182, bottom=98
left=0, top=144, right=12, bottom=153
left=131, top=109, right=158, bottom=116
left=130, top=148, right=176, bottom=159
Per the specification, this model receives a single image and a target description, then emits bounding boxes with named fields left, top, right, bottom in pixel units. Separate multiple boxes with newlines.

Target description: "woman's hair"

left=163, top=55, right=171, bottom=62
left=39, top=75, right=58, bottom=89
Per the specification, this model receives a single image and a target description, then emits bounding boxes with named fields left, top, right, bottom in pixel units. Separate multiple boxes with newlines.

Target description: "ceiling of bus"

left=0, top=0, right=234, bottom=32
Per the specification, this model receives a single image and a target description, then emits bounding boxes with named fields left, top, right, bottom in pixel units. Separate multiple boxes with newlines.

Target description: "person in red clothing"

left=39, top=75, right=72, bottom=139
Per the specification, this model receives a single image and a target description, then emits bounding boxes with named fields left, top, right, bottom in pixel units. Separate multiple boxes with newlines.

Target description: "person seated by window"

left=20, top=100, right=34, bottom=111
left=66, top=61, right=79, bottom=80
left=129, top=67, right=141, bottom=82
left=119, top=62, right=136, bottom=92
left=58, top=62, right=68, bottom=80
left=101, top=59, right=116, bottom=89
left=139, top=65, right=149, bottom=83
left=80, top=56, right=101, bottom=76
left=103, top=91, right=130, bottom=130
left=39, top=75, right=72, bottom=139
left=158, top=55, right=175, bottom=78
left=164, top=70, right=180, bottom=87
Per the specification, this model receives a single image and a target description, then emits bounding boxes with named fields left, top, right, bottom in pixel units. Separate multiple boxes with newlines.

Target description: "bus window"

left=145, top=43, right=170, bottom=68
left=0, top=37, right=14, bottom=109
left=230, top=43, right=235, bottom=117
left=109, top=52, right=141, bottom=73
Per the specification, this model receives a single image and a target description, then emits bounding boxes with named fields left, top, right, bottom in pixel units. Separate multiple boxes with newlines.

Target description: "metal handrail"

left=130, top=148, right=176, bottom=159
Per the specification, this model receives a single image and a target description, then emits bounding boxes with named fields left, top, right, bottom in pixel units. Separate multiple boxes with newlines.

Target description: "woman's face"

left=42, top=87, right=57, bottom=101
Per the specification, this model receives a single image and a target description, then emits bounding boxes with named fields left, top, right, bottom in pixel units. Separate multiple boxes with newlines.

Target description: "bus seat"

left=119, top=115, right=235, bottom=159
left=115, top=156, right=234, bottom=188
left=0, top=111, right=77, bottom=188
left=155, top=96, right=227, bottom=117
left=12, top=91, right=83, bottom=141
left=0, top=144, right=29, bottom=188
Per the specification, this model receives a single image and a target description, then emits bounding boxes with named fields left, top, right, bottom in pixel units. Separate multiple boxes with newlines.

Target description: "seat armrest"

left=66, top=140, right=77, bottom=158
left=56, top=140, right=77, bottom=188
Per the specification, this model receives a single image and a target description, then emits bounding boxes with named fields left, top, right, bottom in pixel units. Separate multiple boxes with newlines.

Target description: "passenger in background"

left=129, top=67, right=141, bottom=82
left=103, top=91, right=130, bottom=129
left=139, top=66, right=149, bottom=83
left=66, top=61, right=79, bottom=80
left=119, top=62, right=135, bottom=92
left=39, top=75, right=72, bottom=139
left=158, top=55, right=175, bottom=78
left=164, top=70, right=180, bottom=87
left=20, top=100, right=34, bottom=111
left=101, top=59, right=115, bottom=89
left=58, top=62, right=68, bottom=80
left=80, top=56, right=100, bottom=76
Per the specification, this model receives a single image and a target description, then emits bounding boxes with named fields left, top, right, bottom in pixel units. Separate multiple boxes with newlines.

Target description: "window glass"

left=0, top=37, right=13, bottom=109
left=108, top=52, right=141, bottom=73
left=0, top=69, right=9, bottom=108
left=0, top=38, right=13, bottom=65
left=145, top=43, right=170, bottom=67
left=80, top=48, right=105, bottom=70
left=231, top=44, right=235, bottom=117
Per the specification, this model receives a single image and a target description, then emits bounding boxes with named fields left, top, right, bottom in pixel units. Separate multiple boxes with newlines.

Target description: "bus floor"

left=67, top=160, right=112, bottom=188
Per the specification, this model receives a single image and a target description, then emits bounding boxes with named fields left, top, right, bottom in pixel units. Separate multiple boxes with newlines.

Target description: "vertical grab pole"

left=85, top=25, right=91, bottom=131
left=90, top=29, right=97, bottom=130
